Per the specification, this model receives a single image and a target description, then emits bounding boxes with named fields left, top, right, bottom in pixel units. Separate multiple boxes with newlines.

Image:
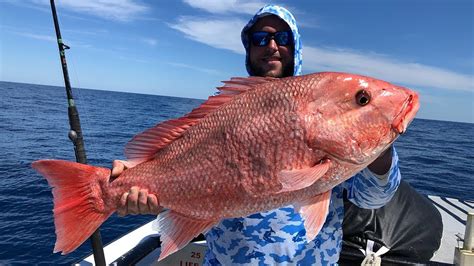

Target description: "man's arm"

left=343, top=145, right=401, bottom=209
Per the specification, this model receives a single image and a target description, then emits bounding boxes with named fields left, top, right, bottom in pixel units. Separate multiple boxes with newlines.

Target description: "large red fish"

left=32, top=72, right=419, bottom=261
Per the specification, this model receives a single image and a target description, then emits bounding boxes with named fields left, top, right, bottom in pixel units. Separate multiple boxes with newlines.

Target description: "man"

left=114, top=5, right=400, bottom=265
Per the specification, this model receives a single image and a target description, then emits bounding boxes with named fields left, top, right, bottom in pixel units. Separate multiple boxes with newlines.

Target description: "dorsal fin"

left=124, top=76, right=277, bottom=164
left=217, top=76, right=277, bottom=95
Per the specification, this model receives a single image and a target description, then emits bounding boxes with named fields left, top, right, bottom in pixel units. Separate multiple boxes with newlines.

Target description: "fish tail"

left=32, top=159, right=113, bottom=255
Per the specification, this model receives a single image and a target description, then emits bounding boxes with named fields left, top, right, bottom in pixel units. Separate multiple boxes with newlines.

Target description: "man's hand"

left=111, top=160, right=127, bottom=179
left=111, top=160, right=163, bottom=216
left=117, top=186, right=161, bottom=216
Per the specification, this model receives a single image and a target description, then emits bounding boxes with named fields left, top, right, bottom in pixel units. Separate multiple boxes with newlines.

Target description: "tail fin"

left=32, top=159, right=113, bottom=254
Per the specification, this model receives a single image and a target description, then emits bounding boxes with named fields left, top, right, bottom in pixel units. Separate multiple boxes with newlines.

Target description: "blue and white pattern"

left=203, top=5, right=401, bottom=265
left=241, top=5, right=302, bottom=76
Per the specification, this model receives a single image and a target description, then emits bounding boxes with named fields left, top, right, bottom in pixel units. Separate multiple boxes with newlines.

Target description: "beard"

left=250, top=60, right=294, bottom=78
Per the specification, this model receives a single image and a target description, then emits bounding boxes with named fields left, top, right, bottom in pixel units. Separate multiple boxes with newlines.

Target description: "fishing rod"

left=49, top=0, right=106, bottom=265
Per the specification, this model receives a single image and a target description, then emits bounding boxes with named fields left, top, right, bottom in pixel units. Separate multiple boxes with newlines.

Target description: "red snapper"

left=32, top=72, right=419, bottom=260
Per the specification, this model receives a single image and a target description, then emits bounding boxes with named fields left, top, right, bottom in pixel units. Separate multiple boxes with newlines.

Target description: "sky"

left=0, top=0, right=473, bottom=123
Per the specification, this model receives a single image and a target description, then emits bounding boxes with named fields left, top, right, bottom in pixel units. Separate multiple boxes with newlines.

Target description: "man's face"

left=249, top=15, right=294, bottom=78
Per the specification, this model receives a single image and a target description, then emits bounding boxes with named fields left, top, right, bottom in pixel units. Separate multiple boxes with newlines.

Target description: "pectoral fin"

left=277, top=160, right=330, bottom=193
left=294, top=190, right=331, bottom=241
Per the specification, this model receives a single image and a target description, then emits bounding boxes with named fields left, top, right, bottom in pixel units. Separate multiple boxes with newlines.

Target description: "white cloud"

left=63, top=28, right=109, bottom=36
left=170, top=16, right=473, bottom=93
left=168, top=62, right=221, bottom=75
left=169, top=17, right=245, bottom=54
left=183, top=0, right=265, bottom=15
left=14, top=32, right=56, bottom=42
left=31, top=0, right=148, bottom=21
left=141, top=38, right=158, bottom=46
left=117, top=55, right=148, bottom=63
left=182, top=0, right=318, bottom=30
left=3, top=26, right=93, bottom=49
left=303, top=46, right=473, bottom=92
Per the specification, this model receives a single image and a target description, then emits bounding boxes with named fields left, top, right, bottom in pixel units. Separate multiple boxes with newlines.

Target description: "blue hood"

left=241, top=5, right=302, bottom=76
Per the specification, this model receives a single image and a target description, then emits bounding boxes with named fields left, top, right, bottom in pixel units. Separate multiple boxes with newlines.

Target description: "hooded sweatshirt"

left=241, top=4, right=303, bottom=77
left=203, top=5, right=401, bottom=265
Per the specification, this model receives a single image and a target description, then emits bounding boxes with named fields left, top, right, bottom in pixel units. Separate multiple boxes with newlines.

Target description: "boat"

left=75, top=195, right=473, bottom=265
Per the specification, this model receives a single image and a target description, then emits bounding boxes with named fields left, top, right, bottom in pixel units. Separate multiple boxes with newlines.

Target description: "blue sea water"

left=0, top=81, right=473, bottom=265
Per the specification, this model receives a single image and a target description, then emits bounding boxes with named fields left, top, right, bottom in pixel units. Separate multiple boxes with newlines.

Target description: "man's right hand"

left=111, top=160, right=163, bottom=216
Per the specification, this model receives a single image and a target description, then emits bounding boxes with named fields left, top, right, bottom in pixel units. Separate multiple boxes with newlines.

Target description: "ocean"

left=0, top=81, right=472, bottom=265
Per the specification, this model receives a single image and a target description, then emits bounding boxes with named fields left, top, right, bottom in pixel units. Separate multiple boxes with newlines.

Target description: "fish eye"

left=355, top=90, right=371, bottom=106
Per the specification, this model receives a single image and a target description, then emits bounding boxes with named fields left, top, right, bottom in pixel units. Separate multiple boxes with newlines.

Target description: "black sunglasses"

left=250, top=31, right=292, bottom=47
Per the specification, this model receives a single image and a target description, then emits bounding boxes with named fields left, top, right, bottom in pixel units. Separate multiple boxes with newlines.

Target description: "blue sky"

left=1, top=0, right=473, bottom=123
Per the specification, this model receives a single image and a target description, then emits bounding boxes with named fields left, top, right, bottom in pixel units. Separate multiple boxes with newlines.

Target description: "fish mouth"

left=392, top=92, right=419, bottom=134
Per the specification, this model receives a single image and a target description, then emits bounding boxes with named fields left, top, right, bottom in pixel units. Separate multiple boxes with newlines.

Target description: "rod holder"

left=464, top=213, right=473, bottom=251
left=454, top=212, right=474, bottom=266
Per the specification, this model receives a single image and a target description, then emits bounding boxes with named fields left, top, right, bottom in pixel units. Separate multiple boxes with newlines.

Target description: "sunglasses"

left=250, top=31, right=292, bottom=47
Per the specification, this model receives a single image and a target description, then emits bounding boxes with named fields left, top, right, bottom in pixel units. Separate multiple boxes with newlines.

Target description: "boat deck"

left=75, top=195, right=473, bottom=265
left=428, top=196, right=473, bottom=264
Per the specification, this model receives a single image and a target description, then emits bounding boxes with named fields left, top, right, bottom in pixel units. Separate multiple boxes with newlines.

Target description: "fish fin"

left=125, top=77, right=273, bottom=163
left=277, top=160, right=330, bottom=193
left=124, top=118, right=197, bottom=164
left=125, top=76, right=277, bottom=163
left=155, top=210, right=215, bottom=261
left=218, top=76, right=277, bottom=95
left=294, top=190, right=331, bottom=241
left=31, top=159, right=113, bottom=254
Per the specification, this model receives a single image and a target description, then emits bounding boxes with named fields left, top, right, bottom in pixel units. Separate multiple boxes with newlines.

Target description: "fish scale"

left=32, top=72, right=419, bottom=260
